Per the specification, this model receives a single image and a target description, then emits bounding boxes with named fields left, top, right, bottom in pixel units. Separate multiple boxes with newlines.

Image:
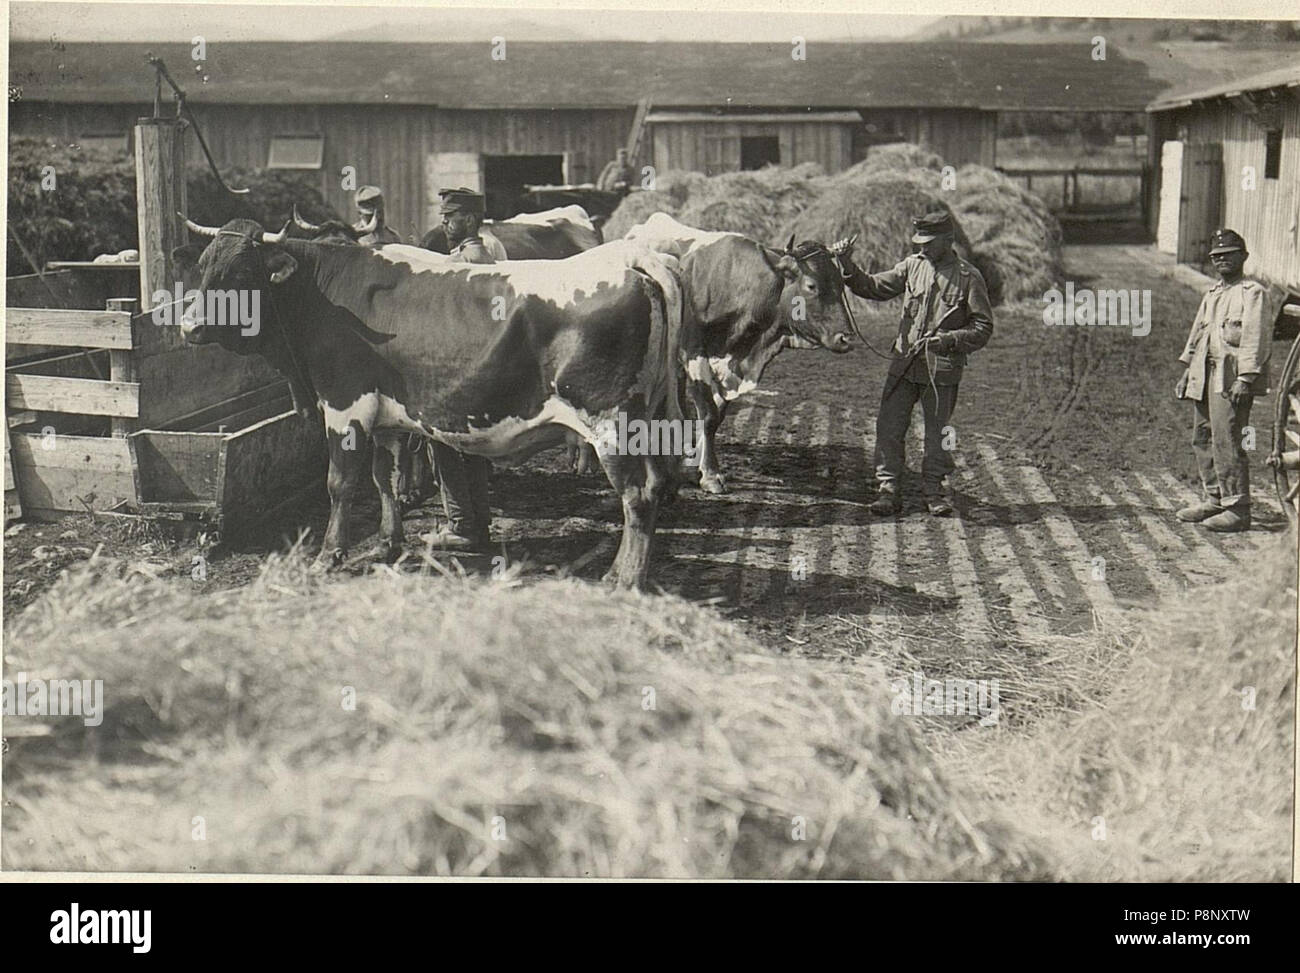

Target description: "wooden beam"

left=3, top=308, right=134, bottom=349
left=135, top=118, right=188, bottom=317
left=8, top=432, right=137, bottom=514
left=107, top=298, right=139, bottom=437
left=6, top=374, right=140, bottom=418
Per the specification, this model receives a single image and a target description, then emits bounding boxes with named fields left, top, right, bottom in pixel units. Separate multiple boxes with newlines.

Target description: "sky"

left=11, top=1, right=936, bottom=42
left=11, top=0, right=1288, bottom=45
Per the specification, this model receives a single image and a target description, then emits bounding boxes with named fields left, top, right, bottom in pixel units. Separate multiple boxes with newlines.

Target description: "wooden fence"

left=997, top=165, right=1149, bottom=221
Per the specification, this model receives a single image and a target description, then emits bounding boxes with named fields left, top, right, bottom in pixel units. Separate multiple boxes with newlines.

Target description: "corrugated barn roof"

left=10, top=40, right=1167, bottom=112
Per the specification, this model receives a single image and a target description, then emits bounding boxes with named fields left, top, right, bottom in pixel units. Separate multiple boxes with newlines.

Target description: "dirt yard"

left=6, top=244, right=1289, bottom=655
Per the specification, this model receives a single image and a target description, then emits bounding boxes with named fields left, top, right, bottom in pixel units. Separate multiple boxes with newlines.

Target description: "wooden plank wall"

left=187, top=104, right=633, bottom=241
left=1151, top=96, right=1299, bottom=292
left=859, top=108, right=997, bottom=167
left=11, top=102, right=633, bottom=241
left=651, top=121, right=854, bottom=175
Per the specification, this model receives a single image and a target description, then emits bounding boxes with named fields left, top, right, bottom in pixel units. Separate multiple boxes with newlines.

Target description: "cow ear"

left=266, top=250, right=298, bottom=284
left=171, top=243, right=205, bottom=275
left=760, top=246, right=799, bottom=281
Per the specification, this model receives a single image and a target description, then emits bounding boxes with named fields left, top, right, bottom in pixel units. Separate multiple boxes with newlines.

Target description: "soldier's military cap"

left=356, top=185, right=384, bottom=208
left=439, top=187, right=486, bottom=216
left=911, top=210, right=954, bottom=243
left=1208, top=228, right=1247, bottom=255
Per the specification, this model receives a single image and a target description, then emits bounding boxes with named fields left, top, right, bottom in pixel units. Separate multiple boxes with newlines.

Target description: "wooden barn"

left=9, top=40, right=1163, bottom=241
left=1148, top=64, right=1300, bottom=296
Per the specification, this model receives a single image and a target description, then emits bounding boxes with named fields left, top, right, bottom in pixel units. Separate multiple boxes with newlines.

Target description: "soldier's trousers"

left=875, top=375, right=959, bottom=495
left=1192, top=382, right=1253, bottom=509
left=431, top=442, right=492, bottom=534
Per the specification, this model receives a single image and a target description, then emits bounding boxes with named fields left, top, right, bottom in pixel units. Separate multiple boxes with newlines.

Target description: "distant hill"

left=320, top=18, right=592, bottom=42
left=911, top=17, right=1300, bottom=95
left=912, top=17, right=1299, bottom=45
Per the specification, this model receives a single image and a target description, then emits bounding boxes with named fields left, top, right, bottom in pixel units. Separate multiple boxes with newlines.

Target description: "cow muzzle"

left=826, top=331, right=852, bottom=353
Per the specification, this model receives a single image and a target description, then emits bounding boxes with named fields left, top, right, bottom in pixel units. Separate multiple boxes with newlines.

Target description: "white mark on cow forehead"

left=371, top=240, right=670, bottom=310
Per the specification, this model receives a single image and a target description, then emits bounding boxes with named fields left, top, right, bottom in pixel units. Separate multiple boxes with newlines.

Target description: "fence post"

left=107, top=297, right=139, bottom=438
left=134, top=118, right=188, bottom=320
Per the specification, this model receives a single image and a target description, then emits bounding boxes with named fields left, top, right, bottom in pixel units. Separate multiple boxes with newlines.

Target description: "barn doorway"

left=483, top=154, right=565, bottom=219
left=740, top=136, right=781, bottom=170
left=1176, top=142, right=1223, bottom=274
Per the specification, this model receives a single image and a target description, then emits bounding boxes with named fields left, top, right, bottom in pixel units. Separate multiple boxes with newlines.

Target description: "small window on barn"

left=740, top=136, right=781, bottom=170
left=268, top=135, right=324, bottom=170
left=1264, top=129, right=1282, bottom=180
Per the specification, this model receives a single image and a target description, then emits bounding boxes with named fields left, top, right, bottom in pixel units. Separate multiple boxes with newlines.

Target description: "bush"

left=6, top=137, right=136, bottom=273
left=6, top=136, right=343, bottom=271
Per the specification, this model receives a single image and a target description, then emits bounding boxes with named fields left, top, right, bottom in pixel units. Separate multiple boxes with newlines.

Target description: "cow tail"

left=630, top=251, right=685, bottom=426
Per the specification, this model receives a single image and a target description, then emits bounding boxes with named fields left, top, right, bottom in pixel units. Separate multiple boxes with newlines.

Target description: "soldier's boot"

left=1202, top=505, right=1250, bottom=533
left=922, top=478, right=952, bottom=517
left=870, top=486, right=900, bottom=516
left=925, top=494, right=953, bottom=517
left=421, top=524, right=491, bottom=552
left=1176, top=498, right=1223, bottom=523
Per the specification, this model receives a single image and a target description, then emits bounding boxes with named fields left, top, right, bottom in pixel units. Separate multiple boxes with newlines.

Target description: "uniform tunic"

left=1179, top=276, right=1272, bottom=398
left=1179, top=276, right=1274, bottom=509
left=842, top=251, right=994, bottom=493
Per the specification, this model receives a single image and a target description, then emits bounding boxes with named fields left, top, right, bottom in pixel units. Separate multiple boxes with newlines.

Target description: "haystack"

left=827, top=142, right=946, bottom=185
left=948, top=165, right=1063, bottom=302
left=675, top=162, right=824, bottom=245
left=952, top=536, right=1296, bottom=882
left=4, top=551, right=1047, bottom=880
left=602, top=189, right=680, bottom=240
left=781, top=176, right=972, bottom=274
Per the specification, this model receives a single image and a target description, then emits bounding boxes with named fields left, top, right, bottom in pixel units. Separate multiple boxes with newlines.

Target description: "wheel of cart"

left=1268, top=330, right=1300, bottom=522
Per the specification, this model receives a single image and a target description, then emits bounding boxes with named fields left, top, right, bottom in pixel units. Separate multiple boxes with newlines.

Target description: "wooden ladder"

left=625, top=98, right=652, bottom=165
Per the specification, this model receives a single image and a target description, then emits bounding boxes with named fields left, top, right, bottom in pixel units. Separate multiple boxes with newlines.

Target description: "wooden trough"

left=4, top=117, right=327, bottom=537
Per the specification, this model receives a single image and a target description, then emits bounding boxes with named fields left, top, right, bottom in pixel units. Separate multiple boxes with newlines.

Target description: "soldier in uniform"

left=833, top=212, right=994, bottom=516
left=597, top=148, right=637, bottom=194
left=422, top=188, right=497, bottom=551
left=1174, top=228, right=1273, bottom=532
left=436, top=185, right=508, bottom=261
left=354, top=185, right=402, bottom=246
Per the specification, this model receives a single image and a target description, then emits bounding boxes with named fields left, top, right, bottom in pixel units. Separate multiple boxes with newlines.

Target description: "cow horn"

left=785, top=233, right=797, bottom=254
left=292, top=205, right=321, bottom=232
left=261, top=222, right=290, bottom=245
left=357, top=210, right=380, bottom=235
left=179, top=213, right=221, bottom=238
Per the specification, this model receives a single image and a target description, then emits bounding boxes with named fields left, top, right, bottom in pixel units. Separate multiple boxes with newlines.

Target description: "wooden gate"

left=1177, top=142, right=1223, bottom=270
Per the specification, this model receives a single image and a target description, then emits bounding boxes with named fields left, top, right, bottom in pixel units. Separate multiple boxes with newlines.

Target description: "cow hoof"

left=699, top=473, right=728, bottom=495
left=375, top=540, right=402, bottom=563
left=311, top=549, right=345, bottom=573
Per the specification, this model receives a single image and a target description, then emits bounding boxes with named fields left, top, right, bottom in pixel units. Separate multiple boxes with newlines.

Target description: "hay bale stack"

left=949, top=165, right=1064, bottom=303
left=603, top=190, right=681, bottom=241
left=610, top=146, right=1062, bottom=305
left=828, top=142, right=946, bottom=185
left=4, top=553, right=1048, bottom=880
left=675, top=163, right=824, bottom=245
left=781, top=176, right=971, bottom=273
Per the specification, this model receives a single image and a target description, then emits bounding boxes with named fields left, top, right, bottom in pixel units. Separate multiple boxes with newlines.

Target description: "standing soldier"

left=596, top=148, right=637, bottom=195
left=832, top=212, right=994, bottom=516
left=422, top=188, right=497, bottom=551
left=353, top=185, right=402, bottom=245
left=1174, top=228, right=1273, bottom=532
